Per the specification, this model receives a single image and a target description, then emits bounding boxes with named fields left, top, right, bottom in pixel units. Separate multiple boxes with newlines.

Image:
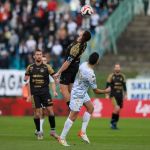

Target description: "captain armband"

left=66, top=56, right=74, bottom=63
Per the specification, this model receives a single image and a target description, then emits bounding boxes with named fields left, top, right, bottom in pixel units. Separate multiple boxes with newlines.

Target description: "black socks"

left=34, top=118, right=40, bottom=132
left=48, top=115, right=56, bottom=130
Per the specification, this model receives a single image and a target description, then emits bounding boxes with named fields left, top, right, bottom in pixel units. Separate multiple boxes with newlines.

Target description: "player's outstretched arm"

left=55, top=60, right=71, bottom=77
left=93, top=87, right=111, bottom=94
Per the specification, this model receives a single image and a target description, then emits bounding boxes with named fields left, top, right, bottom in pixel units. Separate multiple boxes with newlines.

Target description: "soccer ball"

left=81, top=5, right=94, bottom=16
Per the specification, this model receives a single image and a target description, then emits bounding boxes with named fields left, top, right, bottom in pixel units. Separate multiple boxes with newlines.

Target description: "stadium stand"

left=0, top=0, right=123, bottom=70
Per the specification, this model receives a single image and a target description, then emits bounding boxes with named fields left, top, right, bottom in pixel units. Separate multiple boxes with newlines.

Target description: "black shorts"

left=60, top=64, right=79, bottom=85
left=110, top=94, right=123, bottom=108
left=31, top=92, right=53, bottom=108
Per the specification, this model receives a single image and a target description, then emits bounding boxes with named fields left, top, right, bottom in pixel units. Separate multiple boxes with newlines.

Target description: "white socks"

left=81, top=112, right=91, bottom=133
left=60, top=118, right=73, bottom=140
left=40, top=118, right=45, bottom=132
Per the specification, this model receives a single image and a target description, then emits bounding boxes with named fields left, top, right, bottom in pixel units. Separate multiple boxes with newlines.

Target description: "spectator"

left=26, top=35, right=37, bottom=53
left=0, top=0, right=122, bottom=69
left=67, top=19, right=78, bottom=35
left=90, top=11, right=100, bottom=34
left=51, top=40, right=63, bottom=69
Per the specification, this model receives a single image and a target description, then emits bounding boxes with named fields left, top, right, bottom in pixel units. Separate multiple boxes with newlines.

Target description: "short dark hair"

left=82, top=30, right=91, bottom=42
left=88, top=52, right=99, bottom=65
left=34, top=49, right=42, bottom=55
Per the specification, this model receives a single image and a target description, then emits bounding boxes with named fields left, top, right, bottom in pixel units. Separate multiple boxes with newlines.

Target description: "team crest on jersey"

left=112, top=76, right=115, bottom=80
left=29, top=66, right=33, bottom=72
left=40, top=68, right=44, bottom=72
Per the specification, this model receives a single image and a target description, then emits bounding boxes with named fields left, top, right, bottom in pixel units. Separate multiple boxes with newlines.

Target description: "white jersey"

left=72, top=62, right=97, bottom=97
left=70, top=62, right=97, bottom=111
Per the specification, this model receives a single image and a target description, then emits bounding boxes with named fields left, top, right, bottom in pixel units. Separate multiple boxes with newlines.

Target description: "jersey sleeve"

left=107, top=73, right=113, bottom=83
left=121, top=74, right=127, bottom=92
left=88, top=73, right=97, bottom=89
left=46, top=64, right=55, bottom=76
left=25, top=65, right=31, bottom=76
left=66, top=43, right=80, bottom=63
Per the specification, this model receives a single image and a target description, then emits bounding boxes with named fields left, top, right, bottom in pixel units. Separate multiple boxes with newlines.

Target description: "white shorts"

left=69, top=92, right=90, bottom=112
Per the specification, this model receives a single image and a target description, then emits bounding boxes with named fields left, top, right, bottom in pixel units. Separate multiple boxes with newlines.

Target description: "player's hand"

left=105, top=87, right=111, bottom=93
left=26, top=95, right=32, bottom=102
left=105, top=94, right=110, bottom=99
left=124, top=94, right=127, bottom=100
left=53, top=72, right=60, bottom=79
left=53, top=91, right=58, bottom=97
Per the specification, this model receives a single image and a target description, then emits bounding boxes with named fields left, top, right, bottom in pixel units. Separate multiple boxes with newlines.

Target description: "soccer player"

left=106, top=64, right=127, bottom=129
left=54, top=30, right=91, bottom=107
left=39, top=56, right=58, bottom=134
left=24, top=49, right=58, bottom=140
left=58, top=52, right=111, bottom=146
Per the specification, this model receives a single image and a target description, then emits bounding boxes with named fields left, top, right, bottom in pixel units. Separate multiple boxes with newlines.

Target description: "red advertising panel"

left=0, top=98, right=150, bottom=118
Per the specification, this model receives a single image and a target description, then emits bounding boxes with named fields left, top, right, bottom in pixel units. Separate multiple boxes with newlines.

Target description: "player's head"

left=78, top=30, right=91, bottom=43
left=114, top=63, right=121, bottom=73
left=34, top=49, right=43, bottom=63
left=88, top=52, right=99, bottom=65
left=42, top=56, right=47, bottom=64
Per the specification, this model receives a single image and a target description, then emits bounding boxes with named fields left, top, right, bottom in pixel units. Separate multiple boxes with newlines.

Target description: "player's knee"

left=34, top=109, right=41, bottom=118
left=47, top=109, right=54, bottom=116
left=87, top=106, right=94, bottom=114
left=114, top=106, right=120, bottom=113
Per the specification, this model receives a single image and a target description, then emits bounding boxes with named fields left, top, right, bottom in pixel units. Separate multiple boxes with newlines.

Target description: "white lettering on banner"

left=92, top=99, right=103, bottom=117
left=127, top=79, right=150, bottom=100
left=0, top=70, right=25, bottom=96
left=135, top=101, right=150, bottom=117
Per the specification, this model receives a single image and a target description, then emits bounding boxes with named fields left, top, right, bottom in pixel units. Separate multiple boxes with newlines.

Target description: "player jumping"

left=54, top=30, right=91, bottom=107
left=58, top=52, right=111, bottom=146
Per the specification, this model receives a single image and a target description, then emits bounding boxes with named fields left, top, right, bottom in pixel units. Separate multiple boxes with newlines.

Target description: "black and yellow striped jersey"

left=65, top=41, right=87, bottom=65
left=25, top=63, right=55, bottom=95
left=106, top=73, right=126, bottom=95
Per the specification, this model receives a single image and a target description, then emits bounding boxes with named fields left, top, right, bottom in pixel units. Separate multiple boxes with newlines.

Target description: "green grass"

left=0, top=117, right=150, bottom=150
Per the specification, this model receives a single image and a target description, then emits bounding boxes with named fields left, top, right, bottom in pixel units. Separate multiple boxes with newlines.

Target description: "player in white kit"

left=58, top=52, right=111, bottom=146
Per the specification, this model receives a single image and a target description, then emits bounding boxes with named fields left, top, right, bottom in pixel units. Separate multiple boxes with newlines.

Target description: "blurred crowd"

left=0, top=0, right=123, bottom=70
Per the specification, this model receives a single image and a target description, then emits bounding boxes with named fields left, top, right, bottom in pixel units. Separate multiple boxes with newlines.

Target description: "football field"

left=0, top=117, right=150, bottom=150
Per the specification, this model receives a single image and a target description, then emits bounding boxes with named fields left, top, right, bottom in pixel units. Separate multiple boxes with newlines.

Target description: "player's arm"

left=89, top=73, right=111, bottom=95
left=55, top=43, right=80, bottom=77
left=105, top=74, right=112, bottom=98
left=24, top=65, right=31, bottom=102
left=122, top=74, right=127, bottom=99
left=49, top=76, right=58, bottom=97
left=93, top=87, right=111, bottom=94
left=56, top=60, right=71, bottom=76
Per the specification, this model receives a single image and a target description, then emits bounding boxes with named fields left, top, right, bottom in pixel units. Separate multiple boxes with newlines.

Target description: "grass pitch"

left=0, top=117, right=150, bottom=150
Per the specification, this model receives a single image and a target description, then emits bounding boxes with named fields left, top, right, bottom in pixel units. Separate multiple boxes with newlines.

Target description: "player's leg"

left=59, top=95, right=82, bottom=146
left=46, top=105, right=58, bottom=139
left=40, top=107, right=46, bottom=133
left=110, top=97, right=121, bottom=129
left=42, top=93, right=58, bottom=139
left=59, top=111, right=78, bottom=146
left=78, top=99, right=94, bottom=144
left=60, top=84, right=70, bottom=107
left=31, top=95, right=42, bottom=134
left=68, top=83, right=73, bottom=93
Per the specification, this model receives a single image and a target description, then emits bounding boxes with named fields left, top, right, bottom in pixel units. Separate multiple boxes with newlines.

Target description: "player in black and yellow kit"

left=24, top=49, right=58, bottom=140
left=106, top=64, right=127, bottom=129
left=54, top=30, right=91, bottom=107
